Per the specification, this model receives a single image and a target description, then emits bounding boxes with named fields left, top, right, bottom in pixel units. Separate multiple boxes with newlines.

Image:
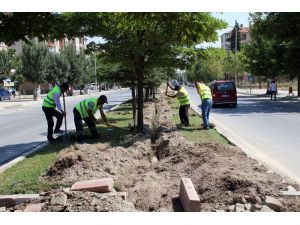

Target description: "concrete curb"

left=190, top=103, right=300, bottom=185
left=0, top=142, right=48, bottom=174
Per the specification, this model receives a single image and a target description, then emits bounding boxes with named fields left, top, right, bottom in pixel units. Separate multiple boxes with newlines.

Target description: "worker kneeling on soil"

left=165, top=82, right=190, bottom=127
left=73, top=95, right=111, bottom=143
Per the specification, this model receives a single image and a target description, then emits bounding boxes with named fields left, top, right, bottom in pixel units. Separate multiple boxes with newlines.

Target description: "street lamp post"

left=94, top=53, right=97, bottom=92
left=234, top=26, right=238, bottom=86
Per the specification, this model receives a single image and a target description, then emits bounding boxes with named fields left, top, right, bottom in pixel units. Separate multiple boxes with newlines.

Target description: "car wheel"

left=212, top=104, right=216, bottom=108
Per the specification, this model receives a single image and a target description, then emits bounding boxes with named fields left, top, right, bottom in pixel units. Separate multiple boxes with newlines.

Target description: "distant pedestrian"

left=288, top=84, right=295, bottom=96
left=195, top=81, right=212, bottom=130
left=165, top=83, right=190, bottom=127
left=269, top=80, right=277, bottom=100
left=12, top=89, right=16, bottom=98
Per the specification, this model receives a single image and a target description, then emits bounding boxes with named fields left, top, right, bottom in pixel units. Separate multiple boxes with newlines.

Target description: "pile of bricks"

left=0, top=178, right=129, bottom=212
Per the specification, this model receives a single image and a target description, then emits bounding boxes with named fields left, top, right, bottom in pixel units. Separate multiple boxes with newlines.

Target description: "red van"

left=210, top=81, right=237, bottom=108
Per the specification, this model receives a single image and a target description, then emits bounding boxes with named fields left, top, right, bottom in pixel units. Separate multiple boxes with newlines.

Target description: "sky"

left=86, top=12, right=251, bottom=48
left=200, top=12, right=250, bottom=48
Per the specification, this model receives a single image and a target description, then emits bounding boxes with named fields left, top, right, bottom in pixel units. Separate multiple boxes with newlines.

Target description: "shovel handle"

left=63, top=92, right=67, bottom=136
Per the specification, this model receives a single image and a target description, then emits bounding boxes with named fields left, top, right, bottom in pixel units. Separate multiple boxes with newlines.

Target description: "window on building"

left=241, top=34, right=247, bottom=40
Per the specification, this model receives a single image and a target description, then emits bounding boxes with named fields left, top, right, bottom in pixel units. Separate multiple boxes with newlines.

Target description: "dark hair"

left=60, top=82, right=69, bottom=90
left=174, top=85, right=181, bottom=91
left=99, top=95, right=108, bottom=103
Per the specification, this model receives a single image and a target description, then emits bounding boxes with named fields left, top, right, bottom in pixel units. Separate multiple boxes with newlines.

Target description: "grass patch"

left=167, top=98, right=230, bottom=145
left=0, top=102, right=135, bottom=195
left=0, top=142, right=70, bottom=195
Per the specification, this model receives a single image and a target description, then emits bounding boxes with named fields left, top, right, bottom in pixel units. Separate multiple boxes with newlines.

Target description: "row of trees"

left=186, top=47, right=246, bottom=84
left=0, top=41, right=96, bottom=93
left=1, top=12, right=226, bottom=132
left=56, top=13, right=226, bottom=131
left=243, top=13, right=300, bottom=95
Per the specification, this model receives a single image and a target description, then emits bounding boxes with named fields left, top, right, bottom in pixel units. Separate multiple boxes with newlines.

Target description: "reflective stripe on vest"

left=177, top=87, right=190, bottom=106
left=75, top=98, right=99, bottom=118
left=198, top=83, right=212, bottom=100
left=42, top=86, right=61, bottom=108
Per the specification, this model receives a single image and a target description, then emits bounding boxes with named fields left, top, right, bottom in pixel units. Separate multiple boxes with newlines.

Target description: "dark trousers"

left=179, top=104, right=190, bottom=126
left=73, top=108, right=99, bottom=142
left=42, top=106, right=63, bottom=140
left=270, top=91, right=276, bottom=100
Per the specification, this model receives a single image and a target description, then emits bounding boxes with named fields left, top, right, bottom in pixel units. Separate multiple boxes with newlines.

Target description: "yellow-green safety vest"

left=75, top=98, right=99, bottom=118
left=177, top=87, right=190, bottom=106
left=42, top=86, right=61, bottom=108
left=197, top=83, right=212, bottom=100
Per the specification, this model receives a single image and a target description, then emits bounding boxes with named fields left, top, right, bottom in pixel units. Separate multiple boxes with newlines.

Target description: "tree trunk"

left=150, top=88, right=153, bottom=99
left=298, top=72, right=300, bottom=97
left=259, top=75, right=262, bottom=89
left=131, top=85, right=136, bottom=128
left=145, top=87, right=150, bottom=101
left=69, top=85, right=73, bottom=96
left=136, top=56, right=145, bottom=133
left=153, top=87, right=156, bottom=99
left=33, top=82, right=38, bottom=101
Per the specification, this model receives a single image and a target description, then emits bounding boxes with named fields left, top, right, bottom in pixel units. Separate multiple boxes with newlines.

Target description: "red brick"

left=71, top=178, right=114, bottom=193
left=0, top=194, right=40, bottom=208
left=24, top=203, right=45, bottom=212
left=179, top=178, right=201, bottom=212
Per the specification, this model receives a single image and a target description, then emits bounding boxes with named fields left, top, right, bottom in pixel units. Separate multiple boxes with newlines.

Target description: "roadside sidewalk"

left=237, top=88, right=296, bottom=97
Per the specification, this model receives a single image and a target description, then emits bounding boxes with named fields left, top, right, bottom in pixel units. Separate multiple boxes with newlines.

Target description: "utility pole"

left=234, top=26, right=237, bottom=86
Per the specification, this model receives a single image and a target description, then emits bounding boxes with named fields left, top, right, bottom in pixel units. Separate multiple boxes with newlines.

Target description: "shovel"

left=62, top=92, right=68, bottom=139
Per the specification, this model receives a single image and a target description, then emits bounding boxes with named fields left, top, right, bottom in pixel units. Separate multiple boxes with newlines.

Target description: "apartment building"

left=220, top=25, right=251, bottom=51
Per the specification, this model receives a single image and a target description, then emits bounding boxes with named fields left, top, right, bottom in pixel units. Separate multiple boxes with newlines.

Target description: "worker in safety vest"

left=165, top=82, right=190, bottom=127
left=195, top=81, right=212, bottom=130
left=42, top=83, right=69, bottom=142
left=73, top=95, right=111, bottom=143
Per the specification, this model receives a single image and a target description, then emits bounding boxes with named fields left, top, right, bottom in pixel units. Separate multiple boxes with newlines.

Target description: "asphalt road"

left=186, top=87, right=300, bottom=183
left=0, top=89, right=131, bottom=166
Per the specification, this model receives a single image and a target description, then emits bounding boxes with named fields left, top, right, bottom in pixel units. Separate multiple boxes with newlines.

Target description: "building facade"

left=0, top=37, right=87, bottom=94
left=220, top=26, right=251, bottom=51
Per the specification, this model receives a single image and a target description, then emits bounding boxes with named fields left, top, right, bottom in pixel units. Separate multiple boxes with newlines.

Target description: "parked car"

left=210, top=80, right=237, bottom=108
left=0, top=88, right=12, bottom=101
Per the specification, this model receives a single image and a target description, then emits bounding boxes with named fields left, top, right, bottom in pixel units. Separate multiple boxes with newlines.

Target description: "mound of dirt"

left=27, top=94, right=299, bottom=212
left=46, top=148, right=85, bottom=177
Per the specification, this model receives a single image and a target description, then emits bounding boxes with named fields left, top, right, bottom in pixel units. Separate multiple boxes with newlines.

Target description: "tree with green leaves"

left=0, top=48, right=19, bottom=82
left=188, top=47, right=227, bottom=83
left=248, top=12, right=300, bottom=96
left=228, top=21, right=241, bottom=53
left=0, top=12, right=58, bottom=45
left=60, top=44, right=87, bottom=93
left=59, top=13, right=226, bottom=132
left=20, top=40, right=48, bottom=85
left=223, top=49, right=247, bottom=86
left=41, top=50, right=69, bottom=85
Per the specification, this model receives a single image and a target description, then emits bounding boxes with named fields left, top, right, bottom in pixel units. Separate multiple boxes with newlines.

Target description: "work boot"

left=54, top=129, right=64, bottom=134
left=90, top=133, right=101, bottom=140
left=48, top=137, right=56, bottom=143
